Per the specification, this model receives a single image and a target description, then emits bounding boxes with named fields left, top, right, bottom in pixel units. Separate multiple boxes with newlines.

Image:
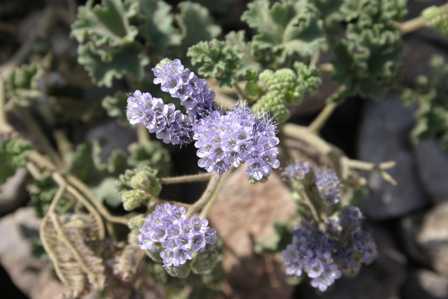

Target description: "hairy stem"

left=399, top=17, right=427, bottom=34
left=283, top=124, right=334, bottom=156
left=52, top=173, right=106, bottom=239
left=200, top=172, right=229, bottom=218
left=67, top=175, right=130, bottom=225
left=160, top=173, right=212, bottom=184
left=298, top=187, right=323, bottom=223
left=308, top=86, right=347, bottom=134
left=137, top=125, right=150, bottom=144
left=399, top=3, right=448, bottom=34
left=188, top=174, right=223, bottom=216
left=308, top=102, right=338, bottom=133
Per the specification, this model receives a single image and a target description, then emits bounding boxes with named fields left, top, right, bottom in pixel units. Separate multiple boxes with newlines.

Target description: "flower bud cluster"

left=118, top=166, right=161, bottom=211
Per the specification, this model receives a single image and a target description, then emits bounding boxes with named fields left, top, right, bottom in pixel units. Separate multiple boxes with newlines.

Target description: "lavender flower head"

left=283, top=224, right=342, bottom=292
left=282, top=161, right=312, bottom=180
left=314, top=168, right=342, bottom=205
left=153, top=59, right=216, bottom=119
left=127, top=90, right=192, bottom=145
left=331, top=207, right=377, bottom=275
left=282, top=207, right=377, bottom=291
left=193, top=105, right=280, bottom=181
left=138, top=203, right=217, bottom=269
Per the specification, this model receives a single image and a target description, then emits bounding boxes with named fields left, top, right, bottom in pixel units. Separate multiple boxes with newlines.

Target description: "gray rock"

left=400, top=215, right=428, bottom=265
left=403, top=270, right=448, bottom=299
left=0, top=208, right=98, bottom=299
left=295, top=227, right=407, bottom=299
left=416, top=139, right=448, bottom=201
left=401, top=202, right=448, bottom=277
left=418, top=203, right=448, bottom=277
left=358, top=98, right=428, bottom=219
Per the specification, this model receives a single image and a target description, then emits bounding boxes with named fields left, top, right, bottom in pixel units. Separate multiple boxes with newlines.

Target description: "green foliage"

left=28, top=176, right=74, bottom=217
left=92, top=177, right=122, bottom=208
left=402, top=56, right=448, bottom=149
left=68, top=141, right=128, bottom=183
left=68, top=142, right=104, bottom=183
left=72, top=0, right=220, bottom=87
left=128, top=141, right=171, bottom=177
left=77, top=43, right=149, bottom=87
left=176, top=2, right=221, bottom=49
left=4, top=63, right=44, bottom=107
left=137, top=0, right=180, bottom=51
left=72, top=0, right=147, bottom=87
left=188, top=40, right=241, bottom=86
left=102, top=92, right=128, bottom=122
left=188, top=31, right=261, bottom=87
left=118, top=165, right=161, bottom=211
left=242, top=0, right=325, bottom=67
left=423, top=5, right=448, bottom=36
left=0, top=138, right=31, bottom=184
left=252, top=63, right=321, bottom=123
left=329, top=0, right=406, bottom=95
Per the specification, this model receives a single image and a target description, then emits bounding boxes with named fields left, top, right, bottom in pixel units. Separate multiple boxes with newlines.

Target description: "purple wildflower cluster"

left=314, top=169, right=342, bottom=205
left=127, top=91, right=192, bottom=145
left=126, top=59, right=280, bottom=181
left=138, top=203, right=217, bottom=270
left=282, top=206, right=377, bottom=291
left=153, top=59, right=216, bottom=120
left=282, top=161, right=312, bottom=180
left=193, top=106, right=279, bottom=180
left=283, top=223, right=342, bottom=291
left=282, top=162, right=376, bottom=291
left=283, top=162, right=342, bottom=205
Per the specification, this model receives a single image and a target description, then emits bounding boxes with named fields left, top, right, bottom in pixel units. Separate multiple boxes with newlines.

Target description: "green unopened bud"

left=119, top=166, right=161, bottom=195
left=129, top=169, right=161, bottom=196
left=165, top=264, right=191, bottom=279
left=121, top=190, right=148, bottom=211
left=252, top=93, right=289, bottom=123
left=157, top=58, right=172, bottom=67
left=191, top=247, right=221, bottom=275
left=128, top=214, right=145, bottom=230
left=423, top=6, right=448, bottom=36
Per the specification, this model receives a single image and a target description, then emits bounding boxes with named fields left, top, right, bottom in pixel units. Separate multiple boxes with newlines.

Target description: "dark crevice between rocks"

left=0, top=262, right=28, bottom=299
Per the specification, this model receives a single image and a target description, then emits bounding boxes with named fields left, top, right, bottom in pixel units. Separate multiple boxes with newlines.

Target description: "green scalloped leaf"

left=72, top=0, right=138, bottom=49
left=137, top=0, right=181, bottom=50
left=176, top=2, right=221, bottom=49
left=77, top=42, right=149, bottom=87
left=242, top=0, right=325, bottom=67
left=5, top=63, right=44, bottom=107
